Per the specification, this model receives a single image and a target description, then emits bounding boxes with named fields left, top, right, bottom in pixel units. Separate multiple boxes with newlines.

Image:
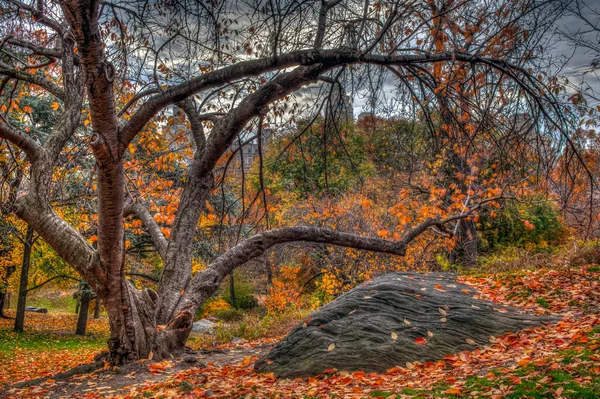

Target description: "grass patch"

left=188, top=307, right=310, bottom=348
left=0, top=328, right=105, bottom=355
left=536, top=297, right=551, bottom=308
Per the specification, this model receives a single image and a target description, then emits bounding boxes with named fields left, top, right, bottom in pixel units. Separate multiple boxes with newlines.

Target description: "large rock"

left=255, top=272, right=560, bottom=378
left=25, top=306, right=48, bottom=313
left=191, top=319, right=217, bottom=334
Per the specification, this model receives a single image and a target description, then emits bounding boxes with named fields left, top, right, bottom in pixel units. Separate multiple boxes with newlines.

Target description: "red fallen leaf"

left=414, top=337, right=427, bottom=345
left=338, top=376, right=353, bottom=386
left=352, top=371, right=366, bottom=379
left=434, top=284, right=444, bottom=291
left=509, top=375, right=522, bottom=384
left=578, top=336, right=591, bottom=343
left=446, top=387, right=462, bottom=395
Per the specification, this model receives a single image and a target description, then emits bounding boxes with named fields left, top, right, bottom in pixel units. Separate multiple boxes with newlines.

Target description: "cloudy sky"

left=348, top=0, right=600, bottom=116
left=552, top=0, right=600, bottom=106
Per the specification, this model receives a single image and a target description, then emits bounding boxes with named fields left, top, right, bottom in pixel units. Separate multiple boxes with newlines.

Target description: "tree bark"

left=229, top=272, right=236, bottom=308
left=93, top=298, right=101, bottom=319
left=0, top=264, right=16, bottom=318
left=75, top=291, right=91, bottom=335
left=14, top=225, right=34, bottom=333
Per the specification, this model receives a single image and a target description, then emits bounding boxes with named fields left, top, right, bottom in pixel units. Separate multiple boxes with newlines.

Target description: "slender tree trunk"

left=75, top=299, right=80, bottom=315
left=93, top=298, right=101, bottom=319
left=229, top=272, right=236, bottom=308
left=0, top=292, right=9, bottom=318
left=14, top=225, right=34, bottom=333
left=0, top=265, right=16, bottom=318
left=75, top=291, right=92, bottom=335
left=265, top=254, right=272, bottom=287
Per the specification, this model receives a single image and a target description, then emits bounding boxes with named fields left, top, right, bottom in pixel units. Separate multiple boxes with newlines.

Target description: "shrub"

left=479, top=199, right=568, bottom=253
left=212, top=308, right=245, bottom=322
left=199, top=297, right=231, bottom=318
left=222, top=273, right=258, bottom=310
left=264, top=265, right=303, bottom=314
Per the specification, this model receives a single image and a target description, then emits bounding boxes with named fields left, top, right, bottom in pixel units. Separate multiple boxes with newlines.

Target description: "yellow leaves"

left=391, top=332, right=398, bottom=340
left=465, top=338, right=477, bottom=345
left=327, top=343, right=335, bottom=351
left=51, top=102, right=60, bottom=111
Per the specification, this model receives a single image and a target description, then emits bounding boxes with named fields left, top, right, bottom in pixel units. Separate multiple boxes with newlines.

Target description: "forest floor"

left=0, top=265, right=599, bottom=399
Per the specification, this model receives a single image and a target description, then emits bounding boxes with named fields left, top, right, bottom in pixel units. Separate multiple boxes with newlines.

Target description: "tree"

left=0, top=0, right=574, bottom=364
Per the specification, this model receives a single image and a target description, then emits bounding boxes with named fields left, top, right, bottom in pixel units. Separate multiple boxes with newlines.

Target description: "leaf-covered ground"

left=1, top=265, right=599, bottom=399
left=0, top=312, right=108, bottom=389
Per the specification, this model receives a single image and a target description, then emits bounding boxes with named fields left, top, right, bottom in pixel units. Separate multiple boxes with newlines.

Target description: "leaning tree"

left=0, top=0, right=574, bottom=364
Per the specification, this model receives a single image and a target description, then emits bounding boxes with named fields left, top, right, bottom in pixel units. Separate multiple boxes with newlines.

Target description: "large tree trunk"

left=14, top=225, right=34, bottom=332
left=101, top=279, right=194, bottom=364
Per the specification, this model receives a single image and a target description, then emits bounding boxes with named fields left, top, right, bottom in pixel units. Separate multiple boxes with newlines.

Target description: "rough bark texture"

left=75, top=290, right=92, bottom=335
left=255, top=272, right=560, bottom=378
left=14, top=225, right=33, bottom=333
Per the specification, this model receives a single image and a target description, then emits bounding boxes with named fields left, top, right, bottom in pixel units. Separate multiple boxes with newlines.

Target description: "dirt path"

left=0, top=343, right=274, bottom=399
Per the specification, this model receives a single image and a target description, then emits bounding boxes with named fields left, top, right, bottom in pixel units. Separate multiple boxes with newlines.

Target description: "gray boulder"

left=191, top=319, right=217, bottom=334
left=255, top=272, right=560, bottom=378
left=25, top=306, right=48, bottom=313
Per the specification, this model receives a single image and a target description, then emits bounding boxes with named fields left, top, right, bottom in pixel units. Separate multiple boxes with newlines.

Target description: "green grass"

left=0, top=327, right=105, bottom=355
left=536, top=297, right=551, bottom=308
left=25, top=294, right=78, bottom=313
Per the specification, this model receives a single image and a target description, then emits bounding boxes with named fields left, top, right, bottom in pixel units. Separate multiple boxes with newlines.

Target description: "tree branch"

left=25, top=274, right=79, bottom=293
left=124, top=202, right=168, bottom=260
left=120, top=49, right=521, bottom=153
left=0, top=61, right=66, bottom=101
left=0, top=122, right=41, bottom=160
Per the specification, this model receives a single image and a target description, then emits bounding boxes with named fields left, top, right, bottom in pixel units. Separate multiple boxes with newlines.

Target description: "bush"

left=198, top=297, right=231, bottom=319
left=222, top=273, right=258, bottom=309
left=479, top=199, right=567, bottom=253
left=212, top=308, right=245, bottom=322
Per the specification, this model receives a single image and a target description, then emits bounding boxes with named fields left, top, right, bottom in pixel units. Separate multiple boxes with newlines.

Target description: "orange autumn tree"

left=0, top=0, right=576, bottom=364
